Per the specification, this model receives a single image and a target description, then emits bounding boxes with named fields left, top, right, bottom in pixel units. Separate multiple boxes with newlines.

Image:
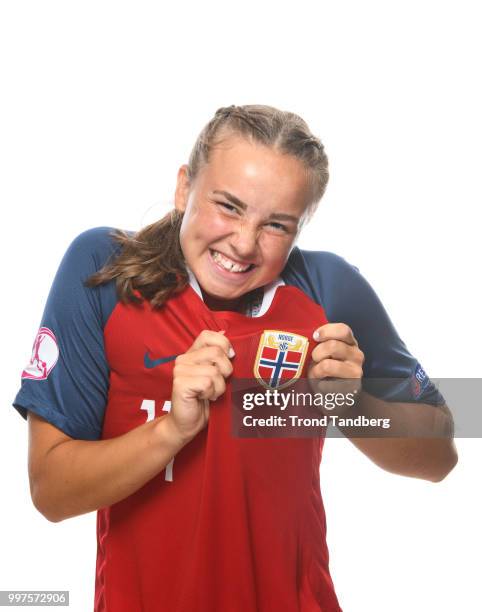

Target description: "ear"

left=174, top=165, right=191, bottom=212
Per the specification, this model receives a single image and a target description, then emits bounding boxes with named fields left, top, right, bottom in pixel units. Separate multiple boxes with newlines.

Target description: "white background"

left=1, top=1, right=480, bottom=610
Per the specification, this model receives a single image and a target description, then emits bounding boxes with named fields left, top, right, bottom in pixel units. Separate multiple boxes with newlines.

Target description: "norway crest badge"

left=254, top=330, right=309, bottom=390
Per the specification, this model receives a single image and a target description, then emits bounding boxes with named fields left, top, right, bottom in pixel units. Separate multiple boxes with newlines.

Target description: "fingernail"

left=228, top=347, right=235, bottom=358
left=313, top=330, right=320, bottom=341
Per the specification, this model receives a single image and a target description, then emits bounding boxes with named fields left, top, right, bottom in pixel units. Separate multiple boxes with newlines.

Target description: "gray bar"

left=0, top=592, right=69, bottom=606
left=231, top=378, right=482, bottom=438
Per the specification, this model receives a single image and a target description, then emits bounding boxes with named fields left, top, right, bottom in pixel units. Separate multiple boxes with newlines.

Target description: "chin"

left=202, top=283, right=248, bottom=302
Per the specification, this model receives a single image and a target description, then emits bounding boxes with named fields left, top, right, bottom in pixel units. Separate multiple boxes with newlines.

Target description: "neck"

left=201, top=287, right=263, bottom=313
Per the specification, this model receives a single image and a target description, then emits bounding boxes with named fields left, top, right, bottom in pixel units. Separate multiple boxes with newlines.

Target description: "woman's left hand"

left=308, top=323, right=365, bottom=395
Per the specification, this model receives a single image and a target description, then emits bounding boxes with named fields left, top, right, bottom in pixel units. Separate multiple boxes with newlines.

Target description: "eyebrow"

left=211, top=190, right=300, bottom=224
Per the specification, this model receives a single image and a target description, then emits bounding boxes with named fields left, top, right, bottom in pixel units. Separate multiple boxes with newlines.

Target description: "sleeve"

left=282, top=247, right=446, bottom=406
left=12, top=227, right=120, bottom=440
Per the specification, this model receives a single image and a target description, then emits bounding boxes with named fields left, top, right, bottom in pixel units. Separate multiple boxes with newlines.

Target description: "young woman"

left=13, top=104, right=457, bottom=611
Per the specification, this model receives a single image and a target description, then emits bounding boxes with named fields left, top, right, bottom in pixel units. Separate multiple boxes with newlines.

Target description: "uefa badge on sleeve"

left=21, top=326, right=59, bottom=380
left=253, top=330, right=309, bottom=390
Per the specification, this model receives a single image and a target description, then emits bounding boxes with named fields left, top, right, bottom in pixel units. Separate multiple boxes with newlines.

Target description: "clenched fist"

left=169, top=330, right=234, bottom=443
left=308, top=323, right=365, bottom=413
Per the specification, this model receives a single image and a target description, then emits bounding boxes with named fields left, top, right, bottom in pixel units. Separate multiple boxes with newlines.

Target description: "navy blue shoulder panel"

left=80, top=226, right=123, bottom=329
left=282, top=247, right=445, bottom=405
left=12, top=227, right=121, bottom=440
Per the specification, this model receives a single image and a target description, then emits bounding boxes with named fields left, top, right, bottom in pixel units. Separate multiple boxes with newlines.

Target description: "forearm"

left=33, top=414, right=189, bottom=522
left=348, top=432, right=458, bottom=482
left=338, top=391, right=458, bottom=482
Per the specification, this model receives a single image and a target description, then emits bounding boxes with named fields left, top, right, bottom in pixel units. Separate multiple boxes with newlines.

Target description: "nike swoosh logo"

left=144, top=352, right=178, bottom=369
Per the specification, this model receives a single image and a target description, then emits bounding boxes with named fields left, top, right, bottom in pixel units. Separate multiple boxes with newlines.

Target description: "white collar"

left=186, top=267, right=284, bottom=318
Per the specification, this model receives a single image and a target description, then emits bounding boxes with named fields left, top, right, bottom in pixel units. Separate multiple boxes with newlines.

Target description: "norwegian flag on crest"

left=254, top=330, right=309, bottom=390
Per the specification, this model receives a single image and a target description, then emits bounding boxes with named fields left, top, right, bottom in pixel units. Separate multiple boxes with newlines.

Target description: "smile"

left=209, top=249, right=255, bottom=273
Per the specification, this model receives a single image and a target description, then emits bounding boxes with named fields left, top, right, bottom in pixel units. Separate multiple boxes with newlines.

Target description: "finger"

left=308, top=358, right=363, bottom=379
left=307, top=376, right=362, bottom=413
left=189, top=329, right=235, bottom=358
left=311, top=341, right=365, bottom=365
left=193, top=372, right=226, bottom=401
left=312, top=323, right=358, bottom=347
left=174, top=373, right=226, bottom=402
left=206, top=373, right=226, bottom=401
left=175, top=346, right=234, bottom=377
left=173, top=375, right=215, bottom=402
left=174, top=363, right=219, bottom=378
left=311, top=339, right=351, bottom=363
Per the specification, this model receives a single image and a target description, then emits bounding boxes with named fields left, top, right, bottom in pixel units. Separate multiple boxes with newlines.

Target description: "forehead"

left=198, top=135, right=313, bottom=211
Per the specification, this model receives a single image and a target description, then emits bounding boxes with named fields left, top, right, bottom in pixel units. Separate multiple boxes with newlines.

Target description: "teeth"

left=211, top=250, right=252, bottom=273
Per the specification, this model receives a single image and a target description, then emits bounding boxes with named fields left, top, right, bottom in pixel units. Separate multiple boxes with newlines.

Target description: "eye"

left=266, top=221, right=289, bottom=233
left=216, top=201, right=239, bottom=214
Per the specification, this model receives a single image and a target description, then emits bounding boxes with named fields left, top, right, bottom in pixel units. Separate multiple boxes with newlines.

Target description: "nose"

left=228, top=220, right=259, bottom=260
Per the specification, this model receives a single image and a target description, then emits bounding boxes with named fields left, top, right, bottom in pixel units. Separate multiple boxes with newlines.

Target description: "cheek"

left=198, top=211, right=236, bottom=244
left=209, top=213, right=231, bottom=233
left=259, top=235, right=294, bottom=267
left=179, top=213, right=201, bottom=257
left=180, top=209, right=230, bottom=249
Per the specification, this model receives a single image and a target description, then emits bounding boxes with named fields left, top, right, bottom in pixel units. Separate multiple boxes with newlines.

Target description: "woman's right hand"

left=168, top=330, right=235, bottom=443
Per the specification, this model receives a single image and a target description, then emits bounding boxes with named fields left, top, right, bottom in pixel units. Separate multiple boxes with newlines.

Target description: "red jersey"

left=96, top=282, right=342, bottom=611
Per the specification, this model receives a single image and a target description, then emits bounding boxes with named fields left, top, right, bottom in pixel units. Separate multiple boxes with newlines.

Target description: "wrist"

left=155, top=413, right=194, bottom=450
